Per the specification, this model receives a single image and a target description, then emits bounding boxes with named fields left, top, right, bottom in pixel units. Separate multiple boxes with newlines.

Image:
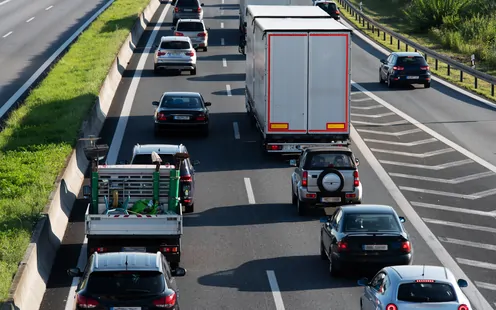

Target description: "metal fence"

left=337, top=0, right=496, bottom=97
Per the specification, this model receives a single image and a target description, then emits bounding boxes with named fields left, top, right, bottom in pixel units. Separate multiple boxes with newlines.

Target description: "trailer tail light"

left=184, top=51, right=195, bottom=57
left=90, top=247, right=107, bottom=253
left=180, top=175, right=192, bottom=182
left=174, top=7, right=179, bottom=12
left=393, top=66, right=404, bottom=71
left=302, top=171, right=308, bottom=187
left=160, top=246, right=178, bottom=253
left=420, top=66, right=430, bottom=70
left=335, top=10, right=340, bottom=14
left=157, top=113, right=167, bottom=121
left=76, top=294, right=99, bottom=308
left=386, top=304, right=398, bottom=310
left=197, top=7, right=201, bottom=12
left=267, top=145, right=282, bottom=151
left=196, top=114, right=206, bottom=121
left=458, top=305, right=469, bottom=310
left=157, top=51, right=165, bottom=56
left=175, top=32, right=184, bottom=36
left=197, top=32, right=206, bottom=37
left=337, top=241, right=348, bottom=252
left=153, top=291, right=177, bottom=307
left=353, top=170, right=360, bottom=187
left=401, top=241, right=411, bottom=253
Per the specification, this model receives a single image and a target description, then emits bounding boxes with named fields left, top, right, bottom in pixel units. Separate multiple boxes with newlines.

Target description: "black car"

left=153, top=91, right=211, bottom=136
left=314, top=0, right=340, bottom=20
left=379, top=52, right=431, bottom=88
left=320, top=205, right=413, bottom=277
left=68, top=252, right=186, bottom=310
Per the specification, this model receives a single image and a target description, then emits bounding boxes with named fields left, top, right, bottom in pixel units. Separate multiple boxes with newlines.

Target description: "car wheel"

left=329, top=256, right=341, bottom=277
left=424, top=82, right=431, bottom=88
left=387, top=75, right=394, bottom=88
left=184, top=203, right=194, bottom=213
left=190, top=68, right=197, bottom=75
left=297, top=197, right=307, bottom=216
left=379, top=70, right=384, bottom=84
left=172, top=19, right=178, bottom=26
left=320, top=242, right=327, bottom=260
left=203, top=47, right=208, bottom=52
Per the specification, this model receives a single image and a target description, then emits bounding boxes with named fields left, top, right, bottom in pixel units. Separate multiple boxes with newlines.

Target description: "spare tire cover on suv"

left=317, top=168, right=345, bottom=193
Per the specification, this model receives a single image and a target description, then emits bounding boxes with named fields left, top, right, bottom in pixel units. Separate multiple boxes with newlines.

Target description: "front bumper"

left=154, top=61, right=196, bottom=71
left=298, top=185, right=362, bottom=205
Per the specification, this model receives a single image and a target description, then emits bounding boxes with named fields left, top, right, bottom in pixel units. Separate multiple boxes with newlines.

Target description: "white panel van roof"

left=255, top=17, right=352, bottom=32
left=246, top=5, right=330, bottom=18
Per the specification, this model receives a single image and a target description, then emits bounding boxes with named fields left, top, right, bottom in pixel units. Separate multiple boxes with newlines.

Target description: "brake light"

left=335, top=10, right=340, bottom=14
left=157, top=113, right=167, bottom=121
left=302, top=171, right=308, bottom=187
left=197, top=32, right=206, bottom=37
left=180, top=175, right=192, bottom=182
left=415, top=279, right=435, bottom=283
left=157, top=51, right=165, bottom=56
left=337, top=241, right=348, bottom=252
left=420, top=66, right=430, bottom=70
left=401, top=241, right=411, bottom=253
left=175, top=32, right=184, bottom=36
left=353, top=170, right=360, bottom=187
left=393, top=66, right=404, bottom=71
left=185, top=51, right=195, bottom=57
left=386, top=304, right=397, bottom=310
left=197, top=7, right=201, bottom=12
left=267, top=145, right=282, bottom=151
left=458, top=305, right=469, bottom=310
left=76, top=294, right=99, bottom=308
left=160, top=246, right=178, bottom=253
left=196, top=114, right=206, bottom=121
left=153, top=291, right=177, bottom=307
left=174, top=7, right=179, bottom=12
left=89, top=247, right=107, bottom=253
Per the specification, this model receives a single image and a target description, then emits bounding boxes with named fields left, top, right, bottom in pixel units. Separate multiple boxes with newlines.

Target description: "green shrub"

left=403, top=0, right=472, bottom=32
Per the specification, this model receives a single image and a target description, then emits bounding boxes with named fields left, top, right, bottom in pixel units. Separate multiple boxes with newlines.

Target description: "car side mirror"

left=171, top=26, right=175, bottom=30
left=380, top=59, right=387, bottom=64
left=399, top=216, right=406, bottom=223
left=83, top=185, right=91, bottom=199
left=205, top=102, right=212, bottom=106
left=289, top=159, right=298, bottom=167
left=67, top=268, right=83, bottom=277
left=152, top=101, right=159, bottom=106
left=172, top=267, right=187, bottom=277
left=355, top=158, right=360, bottom=166
left=319, top=216, right=329, bottom=223
left=243, top=22, right=247, bottom=27
left=357, top=277, right=369, bottom=286
left=207, top=27, right=210, bottom=31
left=457, top=279, right=468, bottom=287
left=192, top=160, right=200, bottom=166
left=201, top=2, right=204, bottom=6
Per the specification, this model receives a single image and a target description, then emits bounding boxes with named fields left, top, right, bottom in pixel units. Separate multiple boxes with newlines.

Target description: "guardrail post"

left=367, top=21, right=369, bottom=30
left=492, top=84, right=494, bottom=96
left=405, top=44, right=408, bottom=51
left=378, top=29, right=381, bottom=38
left=447, top=65, right=450, bottom=76
left=474, top=77, right=478, bottom=89
left=397, top=39, right=400, bottom=49
left=390, top=35, right=392, bottom=45
left=362, top=18, right=365, bottom=27
left=383, top=32, right=386, bottom=40
left=435, top=59, right=438, bottom=70
left=371, top=25, right=374, bottom=33
left=424, top=53, right=427, bottom=61
left=460, top=71, right=463, bottom=82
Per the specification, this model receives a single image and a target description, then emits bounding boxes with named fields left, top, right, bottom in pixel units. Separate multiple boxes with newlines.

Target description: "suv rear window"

left=177, top=22, right=204, bottom=32
left=305, top=152, right=354, bottom=169
left=87, top=271, right=165, bottom=296
left=176, top=0, right=199, bottom=7
left=398, top=282, right=457, bottom=302
left=397, top=56, right=427, bottom=66
left=160, top=41, right=191, bottom=49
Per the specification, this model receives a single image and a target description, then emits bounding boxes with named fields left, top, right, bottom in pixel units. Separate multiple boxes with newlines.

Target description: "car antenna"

left=422, top=265, right=425, bottom=277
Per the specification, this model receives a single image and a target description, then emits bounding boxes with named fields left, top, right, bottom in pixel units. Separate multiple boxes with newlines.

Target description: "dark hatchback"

left=153, top=91, right=211, bottom=137
left=379, top=52, right=431, bottom=88
left=315, top=1, right=340, bottom=20
left=68, top=252, right=186, bottom=310
left=320, top=205, right=413, bottom=277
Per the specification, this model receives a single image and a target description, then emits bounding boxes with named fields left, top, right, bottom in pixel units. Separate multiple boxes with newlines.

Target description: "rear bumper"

left=154, top=62, right=196, bottom=71
left=333, top=252, right=412, bottom=268
left=298, top=185, right=362, bottom=205
left=391, top=74, right=431, bottom=84
left=155, top=122, right=208, bottom=131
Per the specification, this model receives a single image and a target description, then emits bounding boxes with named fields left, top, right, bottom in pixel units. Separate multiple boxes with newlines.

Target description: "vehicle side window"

left=370, top=272, right=386, bottom=292
left=386, top=54, right=392, bottom=63
left=78, top=262, right=92, bottom=290
left=299, top=152, right=307, bottom=169
left=381, top=275, right=390, bottom=295
left=180, top=160, right=189, bottom=175
left=162, top=258, right=173, bottom=280
left=332, top=209, right=342, bottom=228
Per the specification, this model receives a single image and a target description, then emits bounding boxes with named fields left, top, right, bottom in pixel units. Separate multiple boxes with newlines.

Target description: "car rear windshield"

left=132, top=154, right=188, bottom=174
left=176, top=0, right=199, bottom=7
left=305, top=152, right=354, bottom=169
left=397, top=56, right=427, bottom=66
left=177, top=22, right=204, bottom=32
left=343, top=213, right=400, bottom=232
left=398, top=282, right=457, bottom=302
left=161, top=96, right=202, bottom=109
left=87, top=271, right=165, bottom=296
left=160, top=41, right=191, bottom=49
left=317, top=2, right=337, bottom=12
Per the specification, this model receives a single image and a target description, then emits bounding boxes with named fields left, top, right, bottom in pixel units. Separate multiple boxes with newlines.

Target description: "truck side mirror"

left=152, top=101, right=159, bottom=106
left=83, top=185, right=91, bottom=198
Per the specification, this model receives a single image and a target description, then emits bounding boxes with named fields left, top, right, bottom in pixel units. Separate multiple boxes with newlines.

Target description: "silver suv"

left=154, top=36, right=197, bottom=75
left=290, top=146, right=362, bottom=215
left=172, top=0, right=204, bottom=26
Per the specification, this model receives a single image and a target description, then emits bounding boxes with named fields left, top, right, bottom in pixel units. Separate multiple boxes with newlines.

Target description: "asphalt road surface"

left=40, top=0, right=496, bottom=309
left=0, top=0, right=109, bottom=115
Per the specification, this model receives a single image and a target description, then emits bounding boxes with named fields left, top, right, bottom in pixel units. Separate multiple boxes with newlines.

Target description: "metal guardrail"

left=337, top=0, right=496, bottom=97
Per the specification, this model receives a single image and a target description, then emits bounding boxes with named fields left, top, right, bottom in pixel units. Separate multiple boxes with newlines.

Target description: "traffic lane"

left=0, top=0, right=58, bottom=31
left=0, top=0, right=108, bottom=110
left=350, top=35, right=496, bottom=166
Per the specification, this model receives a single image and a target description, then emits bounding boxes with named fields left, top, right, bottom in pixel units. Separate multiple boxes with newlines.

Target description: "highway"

left=40, top=0, right=496, bottom=309
left=0, top=0, right=109, bottom=116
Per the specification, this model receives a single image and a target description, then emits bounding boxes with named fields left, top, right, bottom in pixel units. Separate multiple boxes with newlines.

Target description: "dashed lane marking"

left=222, top=58, right=227, bottom=67
left=475, top=282, right=496, bottom=292
left=45, top=5, right=53, bottom=10
left=351, top=120, right=409, bottom=126
left=413, top=202, right=496, bottom=218
left=351, top=97, right=372, bottom=102
left=439, top=237, right=496, bottom=251
left=423, top=218, right=496, bottom=234
left=401, top=187, right=496, bottom=199
left=26, top=17, right=35, bottom=23
left=371, top=148, right=455, bottom=158
left=457, top=258, right=496, bottom=271
left=226, top=84, right=232, bottom=96
left=266, top=271, right=285, bottom=310
left=2, top=31, right=12, bottom=38
left=232, top=122, right=240, bottom=139
left=390, top=171, right=495, bottom=184
left=351, top=104, right=383, bottom=110
left=379, top=159, right=473, bottom=170
left=365, top=138, right=437, bottom=146
left=351, top=112, right=395, bottom=118
left=244, top=178, right=255, bottom=204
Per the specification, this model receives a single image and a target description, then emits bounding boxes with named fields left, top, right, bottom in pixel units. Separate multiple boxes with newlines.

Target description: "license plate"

left=363, top=244, right=388, bottom=251
left=406, top=76, right=419, bottom=79
left=174, top=116, right=190, bottom=120
left=321, top=197, right=341, bottom=203
left=122, top=247, right=146, bottom=252
left=111, top=308, right=141, bottom=310
left=184, top=8, right=192, bottom=11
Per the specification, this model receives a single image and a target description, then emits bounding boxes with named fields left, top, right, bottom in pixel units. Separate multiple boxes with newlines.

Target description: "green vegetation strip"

left=0, top=0, right=151, bottom=300
left=340, top=0, right=496, bottom=101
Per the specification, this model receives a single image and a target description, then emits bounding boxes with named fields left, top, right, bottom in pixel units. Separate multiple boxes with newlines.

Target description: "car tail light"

left=76, top=294, right=99, bottom=308
left=197, top=7, right=201, bottom=12
left=174, top=7, right=179, bottom=12
left=180, top=175, right=192, bottom=182
left=153, top=291, right=177, bottom=308
left=420, top=66, right=430, bottom=70
left=335, top=10, right=340, bottom=14
left=160, top=246, right=178, bottom=253
left=353, top=170, right=360, bottom=187
left=386, top=304, right=398, bottom=310
left=175, top=32, right=184, bottom=36
left=337, top=241, right=348, bottom=252
left=184, top=51, right=195, bottom=57
left=458, top=305, right=469, bottom=310
left=89, top=247, right=107, bottom=253
left=401, top=241, right=411, bottom=253
left=393, top=66, right=404, bottom=71
left=157, top=51, right=165, bottom=56
left=267, top=145, right=282, bottom=151
left=302, top=171, right=308, bottom=187
left=157, top=113, right=167, bottom=121
left=415, top=279, right=435, bottom=283
left=197, top=32, right=206, bottom=37
left=196, top=114, right=206, bottom=121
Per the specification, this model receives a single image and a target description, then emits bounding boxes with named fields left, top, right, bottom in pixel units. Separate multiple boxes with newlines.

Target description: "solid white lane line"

left=423, top=218, right=496, bottom=234
left=222, top=58, right=227, bottom=67
left=226, top=84, right=232, bottom=96
left=351, top=112, right=395, bottom=118
left=45, top=5, right=53, bottom=10
left=26, top=17, right=35, bottom=23
left=244, top=178, right=255, bottom=204
left=106, top=5, right=170, bottom=164
left=2, top=31, right=12, bottom=38
left=379, top=159, right=473, bottom=170
left=0, top=0, right=12, bottom=6
left=475, top=282, right=496, bottom=292
left=365, top=138, right=437, bottom=146
left=233, top=122, right=240, bottom=139
left=266, top=270, right=285, bottom=310
left=413, top=201, right=496, bottom=218
left=457, top=258, right=496, bottom=271
left=391, top=171, right=495, bottom=184
left=351, top=120, right=409, bottom=126
left=221, top=37, right=225, bottom=45
left=221, top=22, right=224, bottom=28
left=350, top=125, right=493, bottom=310
left=439, top=237, right=496, bottom=251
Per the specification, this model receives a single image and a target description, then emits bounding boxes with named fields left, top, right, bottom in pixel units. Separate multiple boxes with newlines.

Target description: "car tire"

left=184, top=203, right=194, bottom=213
left=317, top=168, right=345, bottom=194
left=329, top=256, right=341, bottom=277
left=320, top=242, right=327, bottom=260
left=387, top=75, right=394, bottom=88
left=190, top=68, right=197, bottom=75
left=297, top=197, right=307, bottom=216
left=172, top=18, right=178, bottom=26
left=424, top=82, right=431, bottom=88
left=204, top=47, right=208, bottom=52
left=379, top=70, right=384, bottom=84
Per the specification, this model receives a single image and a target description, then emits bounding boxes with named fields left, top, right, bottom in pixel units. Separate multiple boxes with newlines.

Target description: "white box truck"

left=239, top=0, right=294, bottom=35
left=246, top=18, right=352, bottom=153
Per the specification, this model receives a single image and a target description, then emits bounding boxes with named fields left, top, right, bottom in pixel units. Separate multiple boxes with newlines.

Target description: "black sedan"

left=153, top=91, right=211, bottom=137
left=320, top=205, right=413, bottom=277
left=379, top=51, right=432, bottom=88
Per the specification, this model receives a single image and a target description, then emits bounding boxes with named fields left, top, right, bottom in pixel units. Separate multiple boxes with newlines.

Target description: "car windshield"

left=131, top=154, right=175, bottom=165
left=160, top=41, right=190, bottom=49
left=177, top=22, right=204, bottom=32
left=398, top=282, right=457, bottom=302
left=306, top=152, right=354, bottom=169
left=317, top=2, right=337, bottom=12
left=176, top=0, right=198, bottom=7
left=160, top=96, right=202, bottom=109
left=343, top=213, right=400, bottom=232
left=87, top=271, right=165, bottom=296
left=397, top=56, right=427, bottom=66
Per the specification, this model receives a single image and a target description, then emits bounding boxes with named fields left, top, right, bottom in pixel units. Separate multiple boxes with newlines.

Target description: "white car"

left=172, top=19, right=209, bottom=51
left=153, top=36, right=197, bottom=75
left=358, top=265, right=471, bottom=310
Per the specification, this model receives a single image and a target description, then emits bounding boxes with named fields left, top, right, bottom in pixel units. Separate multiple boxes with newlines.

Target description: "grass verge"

left=339, top=0, right=496, bottom=101
left=0, top=0, right=151, bottom=300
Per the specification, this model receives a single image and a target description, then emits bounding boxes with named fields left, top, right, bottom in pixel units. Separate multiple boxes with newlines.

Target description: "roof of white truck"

left=246, top=5, right=330, bottom=18
left=256, top=18, right=351, bottom=32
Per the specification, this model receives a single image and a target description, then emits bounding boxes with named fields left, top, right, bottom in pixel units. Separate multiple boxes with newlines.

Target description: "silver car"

left=153, top=36, right=197, bottom=75
left=172, top=19, right=209, bottom=51
left=172, top=0, right=204, bottom=26
left=358, top=265, right=471, bottom=310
